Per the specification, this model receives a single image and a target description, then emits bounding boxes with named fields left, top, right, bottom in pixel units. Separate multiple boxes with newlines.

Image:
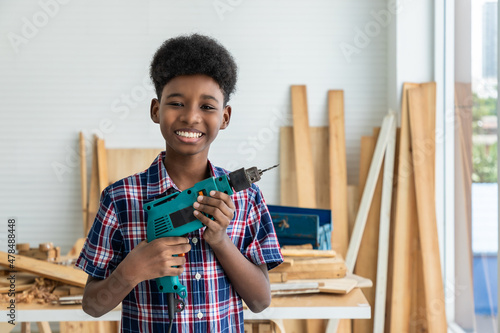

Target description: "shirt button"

left=195, top=273, right=201, bottom=280
left=197, top=311, right=203, bottom=319
left=192, top=237, right=198, bottom=244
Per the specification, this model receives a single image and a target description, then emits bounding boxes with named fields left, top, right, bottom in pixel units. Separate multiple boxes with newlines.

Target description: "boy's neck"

left=163, top=151, right=211, bottom=191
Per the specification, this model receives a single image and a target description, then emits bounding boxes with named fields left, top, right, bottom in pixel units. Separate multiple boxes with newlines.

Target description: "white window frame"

left=440, top=0, right=499, bottom=332
left=435, top=0, right=466, bottom=332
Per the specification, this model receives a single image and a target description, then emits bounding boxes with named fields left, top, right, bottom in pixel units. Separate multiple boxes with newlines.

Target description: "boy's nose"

left=180, top=105, right=201, bottom=124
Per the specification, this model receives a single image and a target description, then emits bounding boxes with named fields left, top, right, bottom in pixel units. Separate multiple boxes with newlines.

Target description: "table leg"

left=36, top=322, right=52, bottom=333
left=21, top=322, right=31, bottom=333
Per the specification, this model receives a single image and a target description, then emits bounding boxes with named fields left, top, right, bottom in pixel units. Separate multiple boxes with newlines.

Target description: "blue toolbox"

left=267, top=205, right=332, bottom=250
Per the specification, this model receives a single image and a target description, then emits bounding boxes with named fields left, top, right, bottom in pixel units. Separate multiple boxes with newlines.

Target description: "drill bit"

left=258, top=164, right=279, bottom=175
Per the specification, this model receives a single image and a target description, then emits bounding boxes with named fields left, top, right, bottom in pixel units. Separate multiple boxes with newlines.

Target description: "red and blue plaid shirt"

left=76, top=152, right=283, bottom=332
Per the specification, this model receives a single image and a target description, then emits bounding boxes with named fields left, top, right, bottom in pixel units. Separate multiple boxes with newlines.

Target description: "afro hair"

left=150, top=34, right=238, bottom=105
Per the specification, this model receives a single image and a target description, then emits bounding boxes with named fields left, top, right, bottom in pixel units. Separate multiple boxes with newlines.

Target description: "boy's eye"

left=168, top=102, right=183, bottom=107
left=201, top=105, right=216, bottom=110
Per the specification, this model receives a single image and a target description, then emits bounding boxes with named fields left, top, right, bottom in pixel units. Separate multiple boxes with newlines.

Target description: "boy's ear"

left=150, top=98, right=160, bottom=123
left=220, top=105, right=232, bottom=129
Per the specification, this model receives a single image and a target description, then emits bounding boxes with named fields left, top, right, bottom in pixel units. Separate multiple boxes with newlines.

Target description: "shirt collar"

left=146, top=151, right=219, bottom=200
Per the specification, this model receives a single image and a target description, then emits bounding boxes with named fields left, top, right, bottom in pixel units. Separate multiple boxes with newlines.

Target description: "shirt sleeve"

left=242, top=185, right=283, bottom=270
left=75, top=188, right=123, bottom=279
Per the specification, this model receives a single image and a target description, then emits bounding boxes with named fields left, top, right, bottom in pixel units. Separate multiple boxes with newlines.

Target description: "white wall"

left=0, top=0, right=388, bottom=253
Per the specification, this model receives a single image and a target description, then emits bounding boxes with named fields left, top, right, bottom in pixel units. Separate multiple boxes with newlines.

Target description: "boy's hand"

left=193, top=190, right=235, bottom=246
left=119, top=237, right=191, bottom=286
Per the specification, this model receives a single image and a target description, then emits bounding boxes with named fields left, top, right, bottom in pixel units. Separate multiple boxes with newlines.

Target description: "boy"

left=76, top=34, right=283, bottom=332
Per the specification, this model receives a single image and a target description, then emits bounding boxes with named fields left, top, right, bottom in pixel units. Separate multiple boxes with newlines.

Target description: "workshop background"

left=0, top=0, right=422, bottom=254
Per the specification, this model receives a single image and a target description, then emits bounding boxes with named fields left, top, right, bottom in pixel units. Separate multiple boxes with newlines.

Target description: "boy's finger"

left=194, top=201, right=233, bottom=222
left=209, top=190, right=236, bottom=210
left=195, top=195, right=234, bottom=218
left=194, top=210, right=214, bottom=228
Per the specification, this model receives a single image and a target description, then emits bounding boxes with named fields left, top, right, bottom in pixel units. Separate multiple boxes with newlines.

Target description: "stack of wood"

left=0, top=239, right=117, bottom=333
left=0, top=240, right=87, bottom=304
left=271, top=248, right=345, bottom=283
left=280, top=83, right=447, bottom=333
left=267, top=246, right=357, bottom=297
left=16, top=243, right=60, bottom=262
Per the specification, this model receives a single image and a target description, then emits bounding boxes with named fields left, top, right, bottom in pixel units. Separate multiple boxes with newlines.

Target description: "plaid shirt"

left=76, top=152, right=283, bottom=332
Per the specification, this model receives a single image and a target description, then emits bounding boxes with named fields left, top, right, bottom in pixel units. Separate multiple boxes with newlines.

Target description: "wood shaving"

left=0, top=277, right=61, bottom=304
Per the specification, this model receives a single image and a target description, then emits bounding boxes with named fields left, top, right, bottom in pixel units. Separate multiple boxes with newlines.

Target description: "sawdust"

left=0, top=277, right=60, bottom=304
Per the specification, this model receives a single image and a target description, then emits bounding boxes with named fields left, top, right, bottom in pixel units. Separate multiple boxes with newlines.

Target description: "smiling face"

left=150, top=74, right=231, bottom=160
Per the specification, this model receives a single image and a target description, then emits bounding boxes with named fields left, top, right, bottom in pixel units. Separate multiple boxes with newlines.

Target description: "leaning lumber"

left=389, top=82, right=419, bottom=332
left=353, top=135, right=380, bottom=333
left=79, top=132, right=88, bottom=237
left=87, top=135, right=100, bottom=235
left=290, top=85, right=317, bottom=208
left=408, top=83, right=447, bottom=333
left=328, top=90, right=349, bottom=257
left=0, top=252, right=87, bottom=288
left=372, top=115, right=396, bottom=333
left=345, top=112, right=396, bottom=272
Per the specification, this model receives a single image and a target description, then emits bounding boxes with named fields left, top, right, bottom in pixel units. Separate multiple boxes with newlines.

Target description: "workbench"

left=0, top=289, right=369, bottom=330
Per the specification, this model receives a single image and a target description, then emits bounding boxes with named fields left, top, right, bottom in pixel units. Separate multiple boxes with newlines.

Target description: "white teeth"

left=176, top=131, right=202, bottom=138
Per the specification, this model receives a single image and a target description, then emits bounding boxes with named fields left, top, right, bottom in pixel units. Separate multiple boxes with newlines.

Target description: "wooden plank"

left=282, top=244, right=314, bottom=250
left=344, top=114, right=395, bottom=333
left=87, top=135, right=100, bottom=236
left=0, top=322, right=14, bottom=333
left=410, top=221, right=427, bottom=333
left=384, top=127, right=400, bottom=333
left=389, top=82, right=419, bottom=333
left=408, top=83, right=447, bottom=333
left=346, top=185, right=359, bottom=240
left=281, top=249, right=336, bottom=258
left=311, top=127, right=330, bottom=209
left=280, top=127, right=330, bottom=209
left=280, top=123, right=332, bottom=333
left=353, top=135, right=380, bottom=333
left=272, top=259, right=346, bottom=279
left=96, top=137, right=109, bottom=192
left=319, top=278, right=357, bottom=295
left=290, top=85, right=316, bottom=208
left=345, top=113, right=395, bottom=272
left=268, top=272, right=288, bottom=283
left=0, top=284, right=32, bottom=293
left=280, top=127, right=298, bottom=206
left=372, top=118, right=396, bottom=333
left=352, top=136, right=382, bottom=333
left=79, top=132, right=88, bottom=237
left=328, top=90, right=349, bottom=257
left=0, top=252, right=87, bottom=288
left=106, top=148, right=162, bottom=185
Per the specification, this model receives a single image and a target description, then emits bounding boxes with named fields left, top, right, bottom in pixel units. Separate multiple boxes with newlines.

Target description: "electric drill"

left=144, top=164, right=278, bottom=315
